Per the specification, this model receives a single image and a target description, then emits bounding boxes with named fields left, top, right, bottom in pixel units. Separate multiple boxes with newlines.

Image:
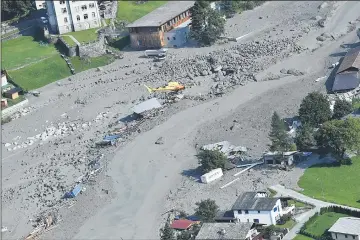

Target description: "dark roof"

left=195, top=222, right=253, bottom=240
left=231, top=192, right=279, bottom=211
left=332, top=72, right=359, bottom=92
left=5, top=87, right=22, bottom=95
left=214, top=210, right=235, bottom=222
left=127, top=1, right=194, bottom=28
left=171, top=219, right=195, bottom=230
left=336, top=47, right=360, bottom=74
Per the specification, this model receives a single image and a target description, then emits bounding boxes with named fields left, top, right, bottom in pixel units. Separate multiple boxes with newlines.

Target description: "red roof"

left=170, top=219, right=194, bottom=230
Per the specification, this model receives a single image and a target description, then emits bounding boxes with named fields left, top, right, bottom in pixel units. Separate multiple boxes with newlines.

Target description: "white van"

left=144, top=48, right=168, bottom=58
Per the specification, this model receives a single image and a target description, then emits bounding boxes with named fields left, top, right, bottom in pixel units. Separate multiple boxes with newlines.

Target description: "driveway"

left=270, top=184, right=360, bottom=239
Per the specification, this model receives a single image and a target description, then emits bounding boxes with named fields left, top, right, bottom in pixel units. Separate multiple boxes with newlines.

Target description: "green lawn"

left=303, top=212, right=349, bottom=237
left=64, top=28, right=99, bottom=44
left=298, top=156, right=360, bottom=208
left=116, top=1, right=167, bottom=22
left=8, top=55, right=114, bottom=90
left=277, top=219, right=296, bottom=229
left=62, top=36, right=77, bottom=47
left=293, top=235, right=314, bottom=240
left=268, top=188, right=277, bottom=197
left=288, top=200, right=309, bottom=208
left=352, top=98, right=360, bottom=111
left=1, top=36, right=58, bottom=69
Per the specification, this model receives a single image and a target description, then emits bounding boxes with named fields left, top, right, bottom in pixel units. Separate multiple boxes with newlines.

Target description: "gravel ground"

left=1, top=1, right=360, bottom=240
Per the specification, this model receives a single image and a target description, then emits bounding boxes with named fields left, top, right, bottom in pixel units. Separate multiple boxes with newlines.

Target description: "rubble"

left=201, top=141, right=247, bottom=160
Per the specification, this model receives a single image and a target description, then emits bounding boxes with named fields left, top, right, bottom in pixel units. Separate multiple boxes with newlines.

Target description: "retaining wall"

left=2, top=98, right=29, bottom=120
left=78, top=34, right=106, bottom=58
left=57, top=37, right=77, bottom=57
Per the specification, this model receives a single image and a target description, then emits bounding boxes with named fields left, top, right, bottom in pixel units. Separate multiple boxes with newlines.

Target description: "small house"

left=328, top=217, right=360, bottom=240
left=263, top=151, right=298, bottom=166
left=170, top=219, right=196, bottom=231
left=1, top=70, right=8, bottom=87
left=332, top=47, right=360, bottom=93
left=4, top=87, right=22, bottom=100
left=195, top=222, right=259, bottom=240
left=231, top=191, right=288, bottom=225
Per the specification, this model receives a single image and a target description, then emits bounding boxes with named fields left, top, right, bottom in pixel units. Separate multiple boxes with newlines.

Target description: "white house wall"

left=331, top=232, right=359, bottom=240
left=46, top=1, right=101, bottom=34
left=233, top=199, right=283, bottom=225
left=164, top=25, right=190, bottom=48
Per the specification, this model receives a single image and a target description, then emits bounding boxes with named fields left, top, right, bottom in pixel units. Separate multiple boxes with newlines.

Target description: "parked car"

left=40, top=17, right=48, bottom=24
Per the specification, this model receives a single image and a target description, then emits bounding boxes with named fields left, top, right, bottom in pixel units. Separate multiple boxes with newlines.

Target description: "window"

left=81, top=5, right=87, bottom=10
left=92, top=12, right=95, bottom=17
left=61, top=8, right=67, bottom=13
left=64, top=17, right=68, bottom=23
left=352, top=236, right=355, bottom=239
left=76, top=15, right=80, bottom=21
left=237, top=210, right=242, bottom=214
left=335, top=233, right=337, bottom=239
left=60, top=0, right=65, bottom=4
left=167, top=37, right=170, bottom=40
left=245, top=210, right=249, bottom=214
left=254, top=219, right=259, bottom=223
left=75, top=6, right=80, bottom=12
left=345, top=235, right=348, bottom=238
left=89, top=3, right=95, bottom=8
left=247, top=219, right=249, bottom=222
left=258, top=211, right=260, bottom=213
left=173, top=37, right=176, bottom=40
left=94, top=20, right=97, bottom=24
left=273, top=207, right=278, bottom=212
left=84, top=14, right=88, bottom=20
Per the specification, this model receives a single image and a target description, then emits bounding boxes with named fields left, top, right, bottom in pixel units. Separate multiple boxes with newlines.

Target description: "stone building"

left=46, top=0, right=101, bottom=34
left=126, top=1, right=194, bottom=50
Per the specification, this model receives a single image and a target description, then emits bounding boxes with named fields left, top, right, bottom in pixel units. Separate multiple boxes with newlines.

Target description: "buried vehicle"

left=144, top=48, right=168, bottom=58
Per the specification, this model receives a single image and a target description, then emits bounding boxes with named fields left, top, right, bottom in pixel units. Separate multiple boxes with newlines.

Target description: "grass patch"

left=352, top=98, right=360, bottom=111
left=276, top=219, right=296, bottom=229
left=116, top=1, right=167, bottom=22
left=293, top=235, right=314, bottom=240
left=62, top=36, right=77, bottom=47
left=1, top=36, right=58, bottom=69
left=268, top=188, right=277, bottom=197
left=288, top=200, right=308, bottom=208
left=105, top=18, right=111, bottom=26
left=8, top=55, right=114, bottom=90
left=6, top=95, right=26, bottom=107
left=303, top=212, right=349, bottom=237
left=298, top=156, right=360, bottom=208
left=64, top=28, right=99, bottom=44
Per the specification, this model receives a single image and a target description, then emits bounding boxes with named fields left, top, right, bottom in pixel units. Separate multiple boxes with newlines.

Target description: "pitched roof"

left=195, top=222, right=253, bottom=240
left=336, top=47, right=360, bottom=74
left=127, top=1, right=195, bottom=28
left=328, top=217, right=360, bottom=235
left=170, top=219, right=195, bottom=230
left=5, top=87, right=22, bottom=95
left=231, top=192, right=279, bottom=211
left=214, top=210, right=235, bottom=222
left=332, top=72, right=359, bottom=92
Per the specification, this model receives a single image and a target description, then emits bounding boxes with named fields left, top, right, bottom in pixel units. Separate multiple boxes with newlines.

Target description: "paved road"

left=270, top=184, right=360, bottom=239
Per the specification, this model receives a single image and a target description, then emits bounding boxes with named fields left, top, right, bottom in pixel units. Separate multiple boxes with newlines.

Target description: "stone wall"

left=1, top=99, right=29, bottom=120
left=78, top=33, right=106, bottom=58
left=57, top=37, right=77, bottom=57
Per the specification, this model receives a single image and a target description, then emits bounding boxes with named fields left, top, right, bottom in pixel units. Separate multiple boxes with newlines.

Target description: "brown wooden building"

left=127, top=1, right=194, bottom=50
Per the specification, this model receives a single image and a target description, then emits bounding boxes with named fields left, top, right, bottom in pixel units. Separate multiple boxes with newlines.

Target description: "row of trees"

left=2, top=0, right=34, bottom=22
left=269, top=91, right=360, bottom=164
left=160, top=199, right=219, bottom=240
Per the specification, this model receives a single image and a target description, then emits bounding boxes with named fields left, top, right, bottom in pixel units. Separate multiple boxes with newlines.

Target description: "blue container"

left=69, top=184, right=82, bottom=198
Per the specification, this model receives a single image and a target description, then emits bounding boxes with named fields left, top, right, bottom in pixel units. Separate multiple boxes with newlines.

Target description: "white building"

left=35, top=0, right=46, bottom=10
left=46, top=0, right=101, bottom=34
left=329, top=217, right=360, bottom=240
left=231, top=191, right=293, bottom=225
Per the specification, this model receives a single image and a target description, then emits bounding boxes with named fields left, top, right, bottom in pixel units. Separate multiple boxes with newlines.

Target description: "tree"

left=197, top=149, right=227, bottom=174
left=190, top=0, right=225, bottom=46
left=298, top=92, right=331, bottom=127
left=295, top=124, right=316, bottom=150
left=177, top=231, right=192, bottom=240
left=160, top=222, right=176, bottom=240
left=194, top=199, right=219, bottom=222
left=315, top=118, right=360, bottom=161
left=268, top=112, right=291, bottom=152
left=220, top=0, right=240, bottom=18
left=1, top=0, right=34, bottom=21
left=333, top=99, right=353, bottom=119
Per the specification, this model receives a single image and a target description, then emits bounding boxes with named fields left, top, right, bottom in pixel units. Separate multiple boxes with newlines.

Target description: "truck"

left=144, top=48, right=168, bottom=58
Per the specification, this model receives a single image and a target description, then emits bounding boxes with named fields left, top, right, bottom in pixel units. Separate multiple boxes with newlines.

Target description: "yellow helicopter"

left=144, top=82, right=185, bottom=93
